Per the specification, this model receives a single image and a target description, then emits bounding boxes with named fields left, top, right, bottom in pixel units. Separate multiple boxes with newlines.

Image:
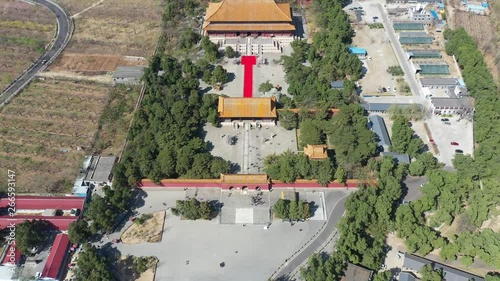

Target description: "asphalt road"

left=0, top=0, right=71, bottom=105
left=274, top=191, right=350, bottom=279
left=377, top=3, right=423, bottom=103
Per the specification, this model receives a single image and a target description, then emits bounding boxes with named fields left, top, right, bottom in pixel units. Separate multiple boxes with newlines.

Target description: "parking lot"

left=351, top=25, right=401, bottom=96
left=104, top=189, right=349, bottom=281
left=202, top=124, right=298, bottom=174
left=426, top=115, right=474, bottom=167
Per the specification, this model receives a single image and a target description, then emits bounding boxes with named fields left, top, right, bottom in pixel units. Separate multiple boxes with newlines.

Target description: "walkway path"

left=273, top=192, right=350, bottom=279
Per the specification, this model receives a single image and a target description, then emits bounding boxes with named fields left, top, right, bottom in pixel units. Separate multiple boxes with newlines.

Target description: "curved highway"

left=274, top=192, right=350, bottom=280
left=0, top=0, right=71, bottom=105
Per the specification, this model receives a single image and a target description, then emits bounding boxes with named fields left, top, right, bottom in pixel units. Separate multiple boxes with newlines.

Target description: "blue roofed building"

left=403, top=253, right=485, bottom=281
left=349, top=46, right=367, bottom=58
left=330, top=80, right=345, bottom=89
left=381, top=152, right=411, bottom=164
left=368, top=115, right=391, bottom=151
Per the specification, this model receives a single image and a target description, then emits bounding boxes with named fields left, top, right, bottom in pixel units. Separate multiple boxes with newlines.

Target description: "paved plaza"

left=203, top=124, right=297, bottom=174
left=96, top=189, right=349, bottom=281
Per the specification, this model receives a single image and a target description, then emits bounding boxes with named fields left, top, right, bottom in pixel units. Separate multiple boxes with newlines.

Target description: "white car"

left=393, top=86, right=397, bottom=92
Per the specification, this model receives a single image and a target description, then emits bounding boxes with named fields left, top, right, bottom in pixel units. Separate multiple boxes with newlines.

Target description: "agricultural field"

left=0, top=0, right=55, bottom=91
left=49, top=54, right=148, bottom=74
left=453, top=11, right=500, bottom=80
left=53, top=0, right=161, bottom=57
left=0, top=79, right=110, bottom=193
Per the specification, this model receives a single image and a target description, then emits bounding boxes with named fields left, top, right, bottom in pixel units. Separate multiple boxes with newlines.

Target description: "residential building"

left=381, top=152, right=411, bottom=164
left=341, top=263, right=373, bottom=281
left=399, top=272, right=420, bottom=281
left=407, top=49, right=441, bottom=59
left=203, top=0, right=295, bottom=37
left=393, top=22, right=425, bottom=30
left=41, top=234, right=70, bottom=281
left=368, top=115, right=391, bottom=151
left=399, top=32, right=434, bottom=44
left=348, top=46, right=367, bottom=58
left=408, top=6, right=433, bottom=22
left=304, top=144, right=328, bottom=160
left=218, top=97, right=277, bottom=126
left=112, top=66, right=145, bottom=85
left=429, top=96, right=474, bottom=115
left=419, top=77, right=461, bottom=88
left=84, top=156, right=117, bottom=186
left=361, top=103, right=423, bottom=113
left=413, top=61, right=450, bottom=75
left=330, top=80, right=345, bottom=89
left=403, top=253, right=485, bottom=281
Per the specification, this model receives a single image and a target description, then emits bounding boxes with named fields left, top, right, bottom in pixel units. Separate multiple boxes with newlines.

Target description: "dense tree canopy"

left=15, top=220, right=48, bottom=254
left=390, top=116, right=424, bottom=158
left=114, top=55, right=231, bottom=186
left=73, top=244, right=115, bottom=281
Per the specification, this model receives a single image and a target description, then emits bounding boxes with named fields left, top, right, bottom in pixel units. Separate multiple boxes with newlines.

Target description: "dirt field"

left=453, top=10, right=500, bottom=81
left=0, top=0, right=55, bottom=91
left=121, top=211, right=166, bottom=244
left=49, top=53, right=148, bottom=73
left=116, top=256, right=158, bottom=281
left=53, top=0, right=161, bottom=57
left=0, top=78, right=110, bottom=193
left=352, top=26, right=400, bottom=96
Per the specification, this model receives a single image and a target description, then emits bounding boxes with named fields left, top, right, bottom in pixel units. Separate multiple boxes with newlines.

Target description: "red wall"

left=0, top=196, right=84, bottom=210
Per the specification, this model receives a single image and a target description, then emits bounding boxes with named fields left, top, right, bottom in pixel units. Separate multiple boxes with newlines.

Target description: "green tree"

left=273, top=199, right=289, bottom=219
left=179, top=28, right=200, bottom=49
left=225, top=46, right=236, bottom=58
left=420, top=264, right=443, bottom=281
left=211, top=65, right=229, bottom=86
left=373, top=270, right=393, bottom=281
left=86, top=195, right=117, bottom=234
left=409, top=159, right=426, bottom=176
left=279, top=110, right=298, bottom=130
left=74, top=244, right=115, bottom=281
left=258, top=80, right=274, bottom=93
left=300, top=119, right=324, bottom=146
left=335, top=165, right=346, bottom=184
left=15, top=220, right=48, bottom=254
left=68, top=220, right=91, bottom=244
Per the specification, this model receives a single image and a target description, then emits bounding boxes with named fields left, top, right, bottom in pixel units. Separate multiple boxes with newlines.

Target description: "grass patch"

left=0, top=36, right=45, bottom=53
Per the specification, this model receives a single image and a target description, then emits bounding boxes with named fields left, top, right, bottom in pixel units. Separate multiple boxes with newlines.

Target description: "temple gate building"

left=203, top=0, right=295, bottom=37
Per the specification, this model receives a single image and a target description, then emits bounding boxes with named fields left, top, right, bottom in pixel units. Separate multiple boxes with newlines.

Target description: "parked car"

left=373, top=16, right=379, bottom=19
left=393, top=86, right=397, bottom=92
left=455, top=149, right=464, bottom=154
left=441, top=118, right=449, bottom=122
left=451, top=142, right=459, bottom=146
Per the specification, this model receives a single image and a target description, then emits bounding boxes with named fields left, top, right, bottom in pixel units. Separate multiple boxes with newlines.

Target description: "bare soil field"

left=453, top=10, right=500, bottom=81
left=53, top=0, right=161, bottom=57
left=121, top=211, right=166, bottom=244
left=0, top=78, right=110, bottom=193
left=115, top=256, right=158, bottom=281
left=0, top=0, right=55, bottom=90
left=49, top=53, right=148, bottom=73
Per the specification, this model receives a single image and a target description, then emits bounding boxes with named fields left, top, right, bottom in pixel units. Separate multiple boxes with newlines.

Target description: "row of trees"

left=390, top=116, right=424, bottom=158
left=171, top=198, right=217, bottom=220
left=263, top=150, right=334, bottom=185
left=302, top=156, right=407, bottom=279
left=273, top=199, right=311, bottom=221
left=281, top=0, right=362, bottom=108
left=386, top=28, right=500, bottom=270
left=113, top=54, right=231, bottom=185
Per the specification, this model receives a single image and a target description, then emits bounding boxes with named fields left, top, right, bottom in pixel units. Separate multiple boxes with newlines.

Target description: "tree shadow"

left=308, top=201, right=319, bottom=217
left=200, top=86, right=213, bottom=94
left=205, top=140, right=214, bottom=152
left=227, top=72, right=236, bottom=83
left=229, top=162, right=241, bottom=173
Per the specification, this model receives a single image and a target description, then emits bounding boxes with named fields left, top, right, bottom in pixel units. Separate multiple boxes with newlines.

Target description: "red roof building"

left=41, top=234, right=70, bottom=280
left=0, top=196, right=84, bottom=210
left=0, top=216, right=77, bottom=231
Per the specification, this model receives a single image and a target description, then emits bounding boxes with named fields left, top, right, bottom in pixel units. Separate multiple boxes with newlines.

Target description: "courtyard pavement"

left=94, top=189, right=349, bottom=281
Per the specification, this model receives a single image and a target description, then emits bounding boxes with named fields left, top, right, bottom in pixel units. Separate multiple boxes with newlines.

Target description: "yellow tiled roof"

left=304, top=145, right=328, bottom=159
left=205, top=0, right=293, bottom=23
left=218, top=97, right=277, bottom=119
left=204, top=23, right=295, bottom=31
